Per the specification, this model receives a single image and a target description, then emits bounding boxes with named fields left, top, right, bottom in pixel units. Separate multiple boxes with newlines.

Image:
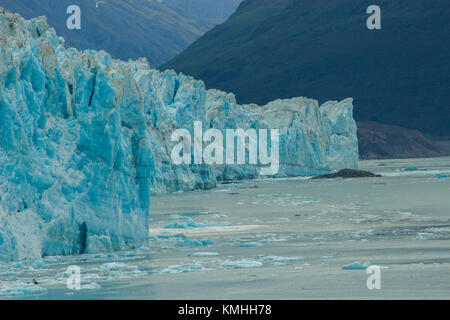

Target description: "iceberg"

left=0, top=9, right=358, bottom=261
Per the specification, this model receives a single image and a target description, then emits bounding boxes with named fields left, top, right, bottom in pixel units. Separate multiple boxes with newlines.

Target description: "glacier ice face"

left=0, top=10, right=151, bottom=261
left=137, top=68, right=359, bottom=194
left=143, top=83, right=359, bottom=194
left=0, top=9, right=358, bottom=261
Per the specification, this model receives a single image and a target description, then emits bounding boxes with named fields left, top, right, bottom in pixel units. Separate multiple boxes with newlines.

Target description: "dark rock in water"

left=311, top=169, right=381, bottom=180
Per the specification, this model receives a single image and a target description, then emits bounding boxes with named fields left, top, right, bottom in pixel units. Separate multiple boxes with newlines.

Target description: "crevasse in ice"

left=0, top=9, right=358, bottom=261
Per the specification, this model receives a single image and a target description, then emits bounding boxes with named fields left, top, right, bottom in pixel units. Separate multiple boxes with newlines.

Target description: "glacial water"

left=1, top=157, right=449, bottom=300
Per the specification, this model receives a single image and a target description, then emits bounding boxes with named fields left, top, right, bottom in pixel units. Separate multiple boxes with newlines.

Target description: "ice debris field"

left=0, top=157, right=449, bottom=299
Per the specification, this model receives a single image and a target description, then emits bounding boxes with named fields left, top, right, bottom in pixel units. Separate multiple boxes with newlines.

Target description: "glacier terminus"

left=0, top=9, right=358, bottom=262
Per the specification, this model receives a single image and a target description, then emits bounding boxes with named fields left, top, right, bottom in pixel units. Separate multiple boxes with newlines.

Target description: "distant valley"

left=0, top=0, right=242, bottom=66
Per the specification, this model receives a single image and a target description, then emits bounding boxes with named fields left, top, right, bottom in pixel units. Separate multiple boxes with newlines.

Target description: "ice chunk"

left=366, top=230, right=385, bottom=235
left=117, top=252, right=136, bottom=258
left=176, top=238, right=214, bottom=247
left=0, top=285, right=47, bottom=297
left=168, top=215, right=190, bottom=221
left=31, top=259, right=45, bottom=269
left=239, top=242, right=264, bottom=248
left=101, top=262, right=129, bottom=270
left=221, top=260, right=263, bottom=269
left=342, top=261, right=371, bottom=270
left=188, top=252, right=219, bottom=257
left=136, top=246, right=150, bottom=252
left=164, top=217, right=232, bottom=229
left=161, top=263, right=206, bottom=274
left=261, top=256, right=304, bottom=262
left=81, top=283, right=101, bottom=290
left=200, top=239, right=215, bottom=246
left=9, top=263, right=24, bottom=269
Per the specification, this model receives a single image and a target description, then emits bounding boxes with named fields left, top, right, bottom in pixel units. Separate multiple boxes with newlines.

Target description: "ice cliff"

left=0, top=9, right=358, bottom=261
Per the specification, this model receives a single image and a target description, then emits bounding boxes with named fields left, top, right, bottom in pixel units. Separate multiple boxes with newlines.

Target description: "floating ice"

left=200, top=239, right=214, bottom=246
left=176, top=238, right=214, bottom=247
left=164, top=217, right=232, bottom=229
left=83, top=273, right=102, bottom=281
left=31, top=259, right=45, bottom=269
left=0, top=285, right=47, bottom=297
left=168, top=215, right=190, bottom=221
left=239, top=242, right=264, bottom=248
left=261, top=256, right=304, bottom=262
left=366, top=230, right=385, bottom=236
left=163, top=222, right=189, bottom=229
left=342, top=261, right=371, bottom=270
left=100, top=262, right=129, bottom=271
left=9, top=263, right=24, bottom=269
left=221, top=260, right=263, bottom=269
left=84, top=261, right=142, bottom=279
left=43, top=256, right=61, bottom=263
left=259, top=234, right=288, bottom=243
left=300, top=200, right=320, bottom=205
left=161, top=263, right=206, bottom=274
left=117, top=252, right=136, bottom=258
left=81, top=282, right=101, bottom=290
left=187, top=252, right=219, bottom=257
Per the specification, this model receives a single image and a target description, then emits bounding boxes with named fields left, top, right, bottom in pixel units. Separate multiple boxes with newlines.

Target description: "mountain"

left=163, top=0, right=450, bottom=137
left=163, top=0, right=243, bottom=24
left=358, top=122, right=450, bottom=160
left=0, top=0, right=239, bottom=66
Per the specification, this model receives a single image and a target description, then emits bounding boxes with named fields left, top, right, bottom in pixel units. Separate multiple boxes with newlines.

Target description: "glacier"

left=0, top=9, right=358, bottom=261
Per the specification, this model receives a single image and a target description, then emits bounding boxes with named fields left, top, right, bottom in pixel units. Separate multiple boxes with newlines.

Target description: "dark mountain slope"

left=358, top=122, right=450, bottom=160
left=163, top=0, right=450, bottom=137
left=163, top=0, right=243, bottom=25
